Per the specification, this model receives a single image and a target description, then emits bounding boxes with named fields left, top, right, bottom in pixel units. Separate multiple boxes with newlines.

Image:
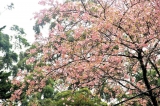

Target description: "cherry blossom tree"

left=11, top=0, right=160, bottom=105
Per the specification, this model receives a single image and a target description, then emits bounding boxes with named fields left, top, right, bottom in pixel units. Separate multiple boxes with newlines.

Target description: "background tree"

left=0, top=71, right=12, bottom=101
left=11, top=0, right=160, bottom=106
left=0, top=3, right=30, bottom=105
left=0, top=29, right=15, bottom=104
left=0, top=27, right=30, bottom=105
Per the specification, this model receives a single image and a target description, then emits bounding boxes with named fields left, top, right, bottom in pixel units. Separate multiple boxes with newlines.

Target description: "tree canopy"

left=10, top=0, right=160, bottom=106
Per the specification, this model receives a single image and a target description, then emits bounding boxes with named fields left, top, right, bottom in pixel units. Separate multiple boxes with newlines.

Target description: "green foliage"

left=15, top=50, right=33, bottom=74
left=0, top=61, right=3, bottom=70
left=10, top=25, right=25, bottom=35
left=0, top=25, right=30, bottom=71
left=33, top=24, right=41, bottom=34
left=27, top=88, right=101, bottom=106
left=135, top=70, right=158, bottom=84
left=50, top=22, right=56, bottom=30
left=15, top=35, right=30, bottom=47
left=0, top=26, right=6, bottom=31
left=39, top=99, right=54, bottom=106
left=33, top=16, right=51, bottom=34
left=0, top=31, right=19, bottom=69
left=0, top=71, right=12, bottom=99
left=112, top=45, right=119, bottom=50
left=53, top=88, right=108, bottom=106
left=10, top=25, right=30, bottom=49
left=33, top=10, right=58, bottom=34
left=66, top=30, right=74, bottom=42
left=3, top=52, right=18, bottom=68
left=11, top=65, right=18, bottom=77
left=158, top=78, right=160, bottom=86
left=0, top=25, right=30, bottom=105
left=20, top=78, right=58, bottom=106
left=19, top=76, right=107, bottom=106
left=0, top=32, right=11, bottom=52
left=42, top=85, right=54, bottom=98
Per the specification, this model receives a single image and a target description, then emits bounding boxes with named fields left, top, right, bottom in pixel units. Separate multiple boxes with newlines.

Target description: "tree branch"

left=113, top=85, right=160, bottom=106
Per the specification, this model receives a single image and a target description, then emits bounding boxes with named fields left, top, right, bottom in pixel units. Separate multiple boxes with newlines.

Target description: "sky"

left=0, top=0, right=44, bottom=43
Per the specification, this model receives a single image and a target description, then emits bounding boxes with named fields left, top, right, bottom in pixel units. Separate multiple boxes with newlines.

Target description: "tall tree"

left=11, top=0, right=160, bottom=106
left=0, top=3, right=30, bottom=105
left=0, top=27, right=30, bottom=104
left=0, top=26, right=30, bottom=104
left=0, top=71, right=11, bottom=101
left=0, top=30, right=14, bottom=104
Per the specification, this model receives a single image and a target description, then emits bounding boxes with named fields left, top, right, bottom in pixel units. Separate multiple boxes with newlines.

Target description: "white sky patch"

left=0, top=0, right=65, bottom=44
left=0, top=0, right=45, bottom=43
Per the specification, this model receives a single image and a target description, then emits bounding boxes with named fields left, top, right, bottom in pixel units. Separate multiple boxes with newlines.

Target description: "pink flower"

left=38, top=0, right=46, bottom=6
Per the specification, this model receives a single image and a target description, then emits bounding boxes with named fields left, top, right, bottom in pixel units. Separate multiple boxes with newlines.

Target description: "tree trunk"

left=138, top=50, right=158, bottom=106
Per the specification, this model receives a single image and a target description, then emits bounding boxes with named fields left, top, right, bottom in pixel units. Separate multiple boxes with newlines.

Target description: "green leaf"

left=113, top=45, right=119, bottom=50
left=50, top=22, right=56, bottom=29
left=158, top=78, right=160, bottom=86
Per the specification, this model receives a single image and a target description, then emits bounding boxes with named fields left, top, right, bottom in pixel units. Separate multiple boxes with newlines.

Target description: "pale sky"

left=0, top=0, right=44, bottom=43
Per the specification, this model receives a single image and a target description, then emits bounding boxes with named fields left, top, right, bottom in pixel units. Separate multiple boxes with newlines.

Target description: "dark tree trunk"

left=138, top=50, right=158, bottom=106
